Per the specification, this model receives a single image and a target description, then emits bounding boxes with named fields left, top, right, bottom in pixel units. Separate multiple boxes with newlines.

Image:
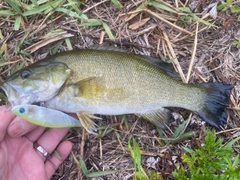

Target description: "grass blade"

left=111, top=0, right=122, bottom=9
left=86, top=170, right=118, bottom=178
left=14, top=15, right=22, bottom=30
left=6, top=0, right=23, bottom=14
left=56, top=7, right=83, bottom=19
left=172, top=118, right=189, bottom=138
left=0, top=10, right=15, bottom=16
left=79, top=19, right=103, bottom=26
left=23, top=8, right=46, bottom=16
left=65, top=38, right=73, bottom=50
left=102, top=22, right=115, bottom=40
left=79, top=156, right=88, bottom=176
left=149, top=1, right=177, bottom=13
left=29, top=0, right=39, bottom=7
left=127, top=3, right=145, bottom=21
left=65, top=0, right=82, bottom=14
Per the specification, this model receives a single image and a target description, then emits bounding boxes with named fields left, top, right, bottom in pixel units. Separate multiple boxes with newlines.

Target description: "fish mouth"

left=0, top=85, right=6, bottom=96
left=1, top=82, right=20, bottom=106
left=1, top=82, right=39, bottom=106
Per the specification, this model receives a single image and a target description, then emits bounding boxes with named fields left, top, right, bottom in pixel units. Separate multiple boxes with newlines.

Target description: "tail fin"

left=198, top=83, right=233, bottom=129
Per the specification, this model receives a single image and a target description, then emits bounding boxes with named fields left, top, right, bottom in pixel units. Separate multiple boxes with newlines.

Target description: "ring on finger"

left=34, top=142, right=50, bottom=159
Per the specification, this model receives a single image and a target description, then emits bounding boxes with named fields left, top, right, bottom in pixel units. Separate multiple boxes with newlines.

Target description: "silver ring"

left=34, top=143, right=50, bottom=159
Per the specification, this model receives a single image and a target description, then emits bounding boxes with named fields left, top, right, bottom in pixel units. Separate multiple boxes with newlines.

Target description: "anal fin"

left=76, top=112, right=101, bottom=134
left=136, top=108, right=172, bottom=129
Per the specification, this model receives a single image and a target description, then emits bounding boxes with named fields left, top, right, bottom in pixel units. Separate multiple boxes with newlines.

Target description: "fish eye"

left=19, top=107, right=25, bottom=114
left=21, top=70, right=32, bottom=79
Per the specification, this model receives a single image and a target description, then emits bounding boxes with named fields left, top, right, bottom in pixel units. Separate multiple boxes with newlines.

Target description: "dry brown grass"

left=0, top=0, right=240, bottom=179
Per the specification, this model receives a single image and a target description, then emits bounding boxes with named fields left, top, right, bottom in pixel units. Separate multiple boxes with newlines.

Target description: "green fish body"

left=2, top=49, right=233, bottom=133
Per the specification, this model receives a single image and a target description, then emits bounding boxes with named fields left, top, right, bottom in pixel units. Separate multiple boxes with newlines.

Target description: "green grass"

left=1, top=0, right=86, bottom=30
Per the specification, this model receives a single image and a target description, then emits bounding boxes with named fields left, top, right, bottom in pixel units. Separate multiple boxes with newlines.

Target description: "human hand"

left=0, top=105, right=72, bottom=180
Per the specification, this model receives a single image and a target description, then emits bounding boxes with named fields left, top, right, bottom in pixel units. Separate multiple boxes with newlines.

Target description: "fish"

left=1, top=49, right=233, bottom=133
left=12, top=104, right=83, bottom=128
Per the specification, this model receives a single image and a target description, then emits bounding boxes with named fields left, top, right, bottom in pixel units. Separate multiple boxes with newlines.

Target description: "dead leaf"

left=24, top=32, right=74, bottom=53
left=129, top=18, right=150, bottom=30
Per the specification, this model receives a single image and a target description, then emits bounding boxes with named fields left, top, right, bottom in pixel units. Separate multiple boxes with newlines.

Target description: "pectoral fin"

left=136, top=108, right=172, bottom=128
left=72, top=77, right=105, bottom=99
left=76, top=112, right=101, bottom=134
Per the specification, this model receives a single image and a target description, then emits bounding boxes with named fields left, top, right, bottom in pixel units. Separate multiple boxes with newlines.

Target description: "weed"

left=128, top=135, right=163, bottom=180
left=233, top=40, right=240, bottom=49
left=173, top=130, right=240, bottom=180
left=128, top=135, right=148, bottom=179
left=157, top=118, right=196, bottom=145
left=218, top=0, right=240, bottom=13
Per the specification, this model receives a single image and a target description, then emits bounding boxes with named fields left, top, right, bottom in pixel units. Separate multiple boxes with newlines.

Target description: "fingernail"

left=8, top=121, right=26, bottom=137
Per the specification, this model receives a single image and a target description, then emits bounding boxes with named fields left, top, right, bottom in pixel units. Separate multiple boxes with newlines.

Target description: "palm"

left=1, top=135, right=48, bottom=179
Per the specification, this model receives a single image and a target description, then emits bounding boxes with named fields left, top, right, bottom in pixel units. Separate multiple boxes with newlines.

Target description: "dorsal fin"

left=134, top=54, right=179, bottom=78
left=89, top=44, right=128, bottom=52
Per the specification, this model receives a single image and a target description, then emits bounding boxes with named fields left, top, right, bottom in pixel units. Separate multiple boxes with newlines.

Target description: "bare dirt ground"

left=0, top=0, right=240, bottom=179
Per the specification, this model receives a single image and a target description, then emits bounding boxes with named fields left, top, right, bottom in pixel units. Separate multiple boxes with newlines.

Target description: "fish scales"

left=49, top=50, right=205, bottom=114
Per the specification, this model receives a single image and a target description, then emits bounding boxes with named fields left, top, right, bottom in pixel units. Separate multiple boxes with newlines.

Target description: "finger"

left=36, top=128, right=70, bottom=159
left=0, top=105, right=16, bottom=141
left=25, top=126, right=46, bottom=142
left=7, top=117, right=39, bottom=137
left=45, top=141, right=72, bottom=179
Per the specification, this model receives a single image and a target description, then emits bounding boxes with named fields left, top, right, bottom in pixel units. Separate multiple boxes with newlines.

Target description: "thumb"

left=8, top=118, right=38, bottom=137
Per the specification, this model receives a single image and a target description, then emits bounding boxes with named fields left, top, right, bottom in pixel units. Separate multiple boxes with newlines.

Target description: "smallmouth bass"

left=1, top=49, right=233, bottom=133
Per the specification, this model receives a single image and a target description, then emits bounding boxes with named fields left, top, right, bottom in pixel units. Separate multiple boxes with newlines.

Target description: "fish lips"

left=0, top=82, right=32, bottom=106
left=1, top=81, right=60, bottom=106
left=1, top=82, right=14, bottom=99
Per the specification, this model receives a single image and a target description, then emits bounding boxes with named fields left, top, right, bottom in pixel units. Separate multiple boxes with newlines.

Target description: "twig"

left=175, top=0, right=178, bottom=8
left=186, top=22, right=199, bottom=83
left=163, top=31, right=187, bottom=83
left=144, top=9, right=193, bottom=35
left=80, top=128, right=86, bottom=158
left=24, top=32, right=74, bottom=53
left=99, top=31, right=105, bottom=44
left=29, top=14, right=64, bottom=37
left=216, top=128, right=240, bottom=135
left=82, top=0, right=109, bottom=14
left=99, top=138, right=103, bottom=160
